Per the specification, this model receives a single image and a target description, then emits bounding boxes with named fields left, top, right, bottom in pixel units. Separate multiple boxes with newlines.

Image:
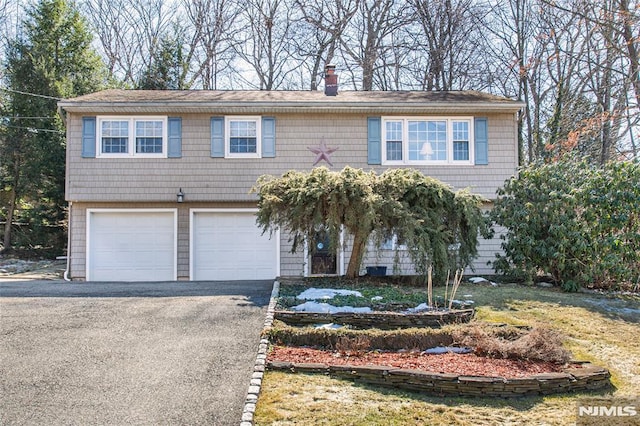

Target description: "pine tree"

left=0, top=0, right=106, bottom=254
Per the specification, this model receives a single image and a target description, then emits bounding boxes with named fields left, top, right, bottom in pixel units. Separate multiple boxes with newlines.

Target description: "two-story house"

left=58, top=73, right=523, bottom=282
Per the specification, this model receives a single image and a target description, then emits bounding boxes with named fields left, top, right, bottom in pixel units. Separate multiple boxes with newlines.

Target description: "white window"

left=97, top=116, right=167, bottom=158
left=382, top=117, right=473, bottom=165
left=225, top=116, right=262, bottom=158
left=380, top=234, right=408, bottom=251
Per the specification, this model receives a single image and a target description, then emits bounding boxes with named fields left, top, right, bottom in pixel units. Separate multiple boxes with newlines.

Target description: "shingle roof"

left=58, top=89, right=524, bottom=114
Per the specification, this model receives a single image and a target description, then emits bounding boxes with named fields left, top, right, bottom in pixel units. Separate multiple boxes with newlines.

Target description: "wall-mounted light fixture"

left=177, top=188, right=185, bottom=203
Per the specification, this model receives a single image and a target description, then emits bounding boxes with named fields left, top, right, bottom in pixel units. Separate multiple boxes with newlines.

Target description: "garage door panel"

left=88, top=211, right=175, bottom=282
left=192, top=211, right=277, bottom=281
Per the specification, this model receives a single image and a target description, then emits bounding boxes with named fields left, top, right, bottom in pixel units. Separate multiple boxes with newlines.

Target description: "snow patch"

left=296, top=288, right=363, bottom=300
left=404, top=303, right=433, bottom=313
left=469, top=277, right=498, bottom=286
left=292, top=301, right=372, bottom=314
left=423, top=346, right=473, bottom=355
left=314, top=323, right=345, bottom=329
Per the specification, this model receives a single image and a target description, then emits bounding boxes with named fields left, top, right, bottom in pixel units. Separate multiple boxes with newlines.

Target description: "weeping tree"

left=375, top=168, right=491, bottom=280
left=254, top=167, right=378, bottom=278
left=253, top=166, right=489, bottom=279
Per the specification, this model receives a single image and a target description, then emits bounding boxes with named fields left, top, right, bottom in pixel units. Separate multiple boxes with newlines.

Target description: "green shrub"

left=491, top=160, right=640, bottom=291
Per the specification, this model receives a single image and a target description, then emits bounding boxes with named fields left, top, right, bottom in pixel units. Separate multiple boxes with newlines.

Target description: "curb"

left=240, top=280, right=280, bottom=426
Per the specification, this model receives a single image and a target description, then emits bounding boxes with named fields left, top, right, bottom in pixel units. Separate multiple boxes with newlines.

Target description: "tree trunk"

left=2, top=186, right=17, bottom=252
left=345, top=231, right=368, bottom=279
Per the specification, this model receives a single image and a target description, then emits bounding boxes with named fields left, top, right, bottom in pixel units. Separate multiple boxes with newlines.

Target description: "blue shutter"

left=474, top=117, right=488, bottom=165
left=261, top=116, right=276, bottom=157
left=167, top=117, right=182, bottom=158
left=367, top=117, right=382, bottom=165
left=81, top=116, right=96, bottom=158
left=210, top=117, right=224, bottom=157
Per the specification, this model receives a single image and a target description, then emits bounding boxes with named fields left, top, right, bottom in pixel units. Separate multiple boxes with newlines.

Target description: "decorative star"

left=308, top=138, right=339, bottom=166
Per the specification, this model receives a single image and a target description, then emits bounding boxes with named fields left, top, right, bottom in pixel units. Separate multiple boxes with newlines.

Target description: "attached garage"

left=87, top=209, right=177, bottom=282
left=191, top=209, right=279, bottom=281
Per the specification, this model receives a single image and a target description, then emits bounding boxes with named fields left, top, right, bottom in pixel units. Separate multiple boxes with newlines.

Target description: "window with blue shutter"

left=167, top=117, right=182, bottom=158
left=474, top=117, right=488, bottom=165
left=367, top=117, right=382, bottom=165
left=82, top=116, right=96, bottom=158
left=210, top=117, right=225, bottom=157
left=262, top=117, right=276, bottom=158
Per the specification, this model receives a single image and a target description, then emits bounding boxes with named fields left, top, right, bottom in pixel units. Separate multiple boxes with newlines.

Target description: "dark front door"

left=311, top=231, right=337, bottom=275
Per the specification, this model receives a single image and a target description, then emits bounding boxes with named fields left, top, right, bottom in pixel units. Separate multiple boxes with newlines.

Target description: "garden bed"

left=266, top=351, right=610, bottom=397
left=256, top=281, right=636, bottom=424
left=274, top=308, right=475, bottom=329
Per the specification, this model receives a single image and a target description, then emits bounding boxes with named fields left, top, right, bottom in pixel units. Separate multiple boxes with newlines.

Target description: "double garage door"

left=87, top=210, right=278, bottom=282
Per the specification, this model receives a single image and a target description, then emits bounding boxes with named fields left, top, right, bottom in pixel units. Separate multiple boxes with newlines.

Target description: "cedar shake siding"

left=60, top=90, right=523, bottom=281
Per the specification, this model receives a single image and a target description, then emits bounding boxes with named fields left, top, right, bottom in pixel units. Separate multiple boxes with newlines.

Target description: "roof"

left=58, top=89, right=525, bottom=114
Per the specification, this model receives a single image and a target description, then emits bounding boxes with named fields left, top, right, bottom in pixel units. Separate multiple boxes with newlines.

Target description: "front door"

left=311, top=230, right=337, bottom=275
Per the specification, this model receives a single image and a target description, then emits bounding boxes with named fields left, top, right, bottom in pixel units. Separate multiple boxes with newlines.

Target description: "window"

left=97, top=116, right=167, bottom=157
left=135, top=120, right=164, bottom=154
left=382, top=117, right=474, bottom=165
left=101, top=120, right=128, bottom=154
left=376, top=234, right=407, bottom=251
left=385, top=121, right=403, bottom=161
left=226, top=117, right=261, bottom=158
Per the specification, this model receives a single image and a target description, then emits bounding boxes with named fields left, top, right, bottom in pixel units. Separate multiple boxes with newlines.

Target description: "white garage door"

left=88, top=210, right=176, bottom=282
left=192, top=211, right=278, bottom=281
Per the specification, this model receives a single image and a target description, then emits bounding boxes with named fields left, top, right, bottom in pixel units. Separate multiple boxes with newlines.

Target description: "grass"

left=255, top=280, right=640, bottom=425
left=276, top=277, right=466, bottom=310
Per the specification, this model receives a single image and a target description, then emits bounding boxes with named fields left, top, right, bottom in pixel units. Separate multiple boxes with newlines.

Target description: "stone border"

left=240, top=280, right=280, bottom=426
left=274, top=309, right=475, bottom=329
left=266, top=360, right=611, bottom=397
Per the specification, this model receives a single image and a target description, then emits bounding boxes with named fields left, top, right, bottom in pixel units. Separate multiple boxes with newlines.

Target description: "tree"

left=234, top=0, right=301, bottom=90
left=181, top=0, right=241, bottom=90
left=293, top=0, right=358, bottom=90
left=373, top=168, right=489, bottom=280
left=254, top=167, right=377, bottom=278
left=492, top=160, right=640, bottom=290
left=253, top=167, right=488, bottom=279
left=339, top=0, right=409, bottom=91
left=408, top=0, right=488, bottom=91
left=0, top=0, right=105, bottom=254
left=137, top=26, right=187, bottom=89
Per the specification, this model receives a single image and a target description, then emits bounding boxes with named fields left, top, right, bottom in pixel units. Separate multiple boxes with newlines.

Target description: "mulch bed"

left=268, top=346, right=574, bottom=379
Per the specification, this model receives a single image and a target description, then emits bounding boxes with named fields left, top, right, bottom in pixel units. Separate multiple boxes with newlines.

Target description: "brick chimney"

left=324, top=64, right=338, bottom=96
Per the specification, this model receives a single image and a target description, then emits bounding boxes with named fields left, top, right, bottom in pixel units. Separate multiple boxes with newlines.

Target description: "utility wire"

left=0, top=86, right=63, bottom=100
left=1, top=124, right=64, bottom=134
left=0, top=116, right=58, bottom=119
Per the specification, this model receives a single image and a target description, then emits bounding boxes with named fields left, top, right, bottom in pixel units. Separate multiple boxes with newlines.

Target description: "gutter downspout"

left=64, top=201, right=72, bottom=281
left=58, top=105, right=71, bottom=281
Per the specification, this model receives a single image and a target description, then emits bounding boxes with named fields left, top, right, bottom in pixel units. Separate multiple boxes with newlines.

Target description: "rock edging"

left=274, top=309, right=475, bottom=329
left=265, top=360, right=610, bottom=397
left=240, top=280, right=280, bottom=426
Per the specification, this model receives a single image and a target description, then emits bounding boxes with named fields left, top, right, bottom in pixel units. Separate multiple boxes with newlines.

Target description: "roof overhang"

left=57, top=90, right=525, bottom=115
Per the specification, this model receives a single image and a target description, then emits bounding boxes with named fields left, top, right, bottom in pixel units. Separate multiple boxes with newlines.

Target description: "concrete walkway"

left=0, top=280, right=272, bottom=425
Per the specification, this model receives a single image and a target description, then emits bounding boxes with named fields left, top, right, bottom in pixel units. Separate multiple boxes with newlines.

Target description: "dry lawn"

left=254, top=283, right=640, bottom=425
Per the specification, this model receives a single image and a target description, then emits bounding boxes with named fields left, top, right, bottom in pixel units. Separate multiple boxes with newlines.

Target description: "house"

left=58, top=70, right=524, bottom=282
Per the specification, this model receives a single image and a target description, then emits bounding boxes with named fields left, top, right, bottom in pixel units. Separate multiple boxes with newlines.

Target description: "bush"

left=452, top=324, right=571, bottom=363
left=491, top=160, right=640, bottom=291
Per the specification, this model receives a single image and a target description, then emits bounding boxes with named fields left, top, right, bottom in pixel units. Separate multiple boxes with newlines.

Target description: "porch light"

left=177, top=188, right=185, bottom=203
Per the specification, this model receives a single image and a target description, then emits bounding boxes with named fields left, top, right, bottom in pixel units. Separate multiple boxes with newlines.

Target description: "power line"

left=0, top=116, right=58, bottom=120
left=0, top=87, right=63, bottom=101
left=1, top=124, right=64, bottom=134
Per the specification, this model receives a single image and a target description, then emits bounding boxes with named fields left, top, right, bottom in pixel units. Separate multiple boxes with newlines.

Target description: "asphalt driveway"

left=0, top=279, right=273, bottom=425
